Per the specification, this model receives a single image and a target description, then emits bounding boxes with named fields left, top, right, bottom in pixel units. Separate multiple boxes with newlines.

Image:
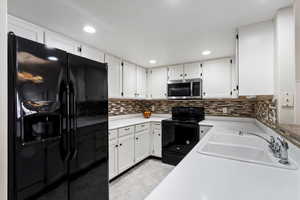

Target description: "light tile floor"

left=109, top=159, right=174, bottom=200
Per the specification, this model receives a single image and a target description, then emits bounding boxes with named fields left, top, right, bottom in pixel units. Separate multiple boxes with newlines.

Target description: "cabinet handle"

left=141, top=125, right=145, bottom=127
left=125, top=128, right=130, bottom=131
left=185, top=73, right=187, bottom=76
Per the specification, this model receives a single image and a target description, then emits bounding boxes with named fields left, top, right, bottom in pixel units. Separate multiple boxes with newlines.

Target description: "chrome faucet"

left=277, top=137, right=289, bottom=165
left=239, top=131, right=290, bottom=165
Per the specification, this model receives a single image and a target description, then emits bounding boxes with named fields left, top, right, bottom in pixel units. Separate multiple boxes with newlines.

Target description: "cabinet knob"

left=136, top=137, right=139, bottom=140
left=201, top=130, right=204, bottom=133
left=115, top=144, right=118, bottom=148
left=158, top=134, right=161, bottom=136
left=120, top=143, right=122, bottom=146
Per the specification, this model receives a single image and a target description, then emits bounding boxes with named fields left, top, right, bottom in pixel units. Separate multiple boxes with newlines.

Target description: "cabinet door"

left=238, top=21, right=274, bottom=95
left=123, top=62, right=137, bottom=98
left=8, top=15, right=44, bottom=43
left=202, top=58, right=233, bottom=98
left=168, top=65, right=184, bottom=81
left=109, top=139, right=118, bottom=180
left=118, top=135, right=135, bottom=173
left=136, top=66, right=147, bottom=98
left=184, top=62, right=201, bottom=80
left=148, top=67, right=168, bottom=99
left=134, top=130, right=150, bottom=163
left=152, top=129, right=162, bottom=158
left=105, top=55, right=122, bottom=98
left=44, top=31, right=81, bottom=55
left=81, top=44, right=104, bottom=62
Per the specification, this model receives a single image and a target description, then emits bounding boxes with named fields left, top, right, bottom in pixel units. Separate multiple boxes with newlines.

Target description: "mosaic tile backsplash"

left=109, top=98, right=257, bottom=117
left=255, top=96, right=277, bottom=129
left=109, top=96, right=277, bottom=129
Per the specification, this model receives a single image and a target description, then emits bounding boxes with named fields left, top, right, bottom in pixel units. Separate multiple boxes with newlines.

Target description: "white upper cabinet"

left=168, top=65, right=184, bottom=81
left=202, top=58, right=233, bottom=98
left=81, top=44, right=104, bottom=62
left=8, top=15, right=44, bottom=43
left=106, top=55, right=122, bottom=98
left=184, top=62, right=201, bottom=80
left=238, top=20, right=274, bottom=96
left=136, top=66, right=147, bottom=98
left=123, top=62, right=137, bottom=98
left=44, top=30, right=81, bottom=55
left=148, top=67, right=168, bottom=99
left=168, top=63, right=201, bottom=81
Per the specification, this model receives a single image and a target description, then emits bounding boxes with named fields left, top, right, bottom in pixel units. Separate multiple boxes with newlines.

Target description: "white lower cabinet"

left=109, top=139, right=118, bottom=180
left=134, top=130, right=150, bottom=163
left=150, top=122, right=162, bottom=158
left=108, top=122, right=162, bottom=180
left=118, top=134, right=135, bottom=174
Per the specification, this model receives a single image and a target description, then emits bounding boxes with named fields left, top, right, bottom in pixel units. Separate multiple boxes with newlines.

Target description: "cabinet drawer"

left=119, top=126, right=134, bottom=137
left=135, top=123, right=150, bottom=133
left=152, top=123, right=161, bottom=131
left=109, top=129, right=118, bottom=141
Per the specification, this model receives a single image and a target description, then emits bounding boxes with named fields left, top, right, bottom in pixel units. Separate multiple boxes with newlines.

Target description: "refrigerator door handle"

left=63, top=83, right=71, bottom=162
left=70, top=85, right=78, bottom=160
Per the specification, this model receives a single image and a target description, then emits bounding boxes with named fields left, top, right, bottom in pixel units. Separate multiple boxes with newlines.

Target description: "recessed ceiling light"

left=202, top=50, right=211, bottom=56
left=83, top=25, right=96, bottom=34
left=149, top=60, right=157, bottom=64
left=48, top=56, right=58, bottom=61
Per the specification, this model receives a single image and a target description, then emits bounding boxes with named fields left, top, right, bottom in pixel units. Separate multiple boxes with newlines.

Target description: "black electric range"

left=162, top=107, right=205, bottom=166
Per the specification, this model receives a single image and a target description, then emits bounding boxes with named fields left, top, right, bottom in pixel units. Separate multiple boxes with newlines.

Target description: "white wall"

left=0, top=0, right=7, bottom=199
left=274, top=7, right=296, bottom=124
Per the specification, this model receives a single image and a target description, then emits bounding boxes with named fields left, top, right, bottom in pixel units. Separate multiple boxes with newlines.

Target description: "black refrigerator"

left=8, top=33, right=109, bottom=200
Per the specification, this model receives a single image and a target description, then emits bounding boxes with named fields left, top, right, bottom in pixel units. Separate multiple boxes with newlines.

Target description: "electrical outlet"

left=222, top=107, right=228, bottom=114
left=282, top=93, right=294, bottom=107
left=151, top=105, right=155, bottom=112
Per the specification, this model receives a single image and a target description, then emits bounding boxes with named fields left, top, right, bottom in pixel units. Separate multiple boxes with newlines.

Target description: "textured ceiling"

left=8, top=0, right=292, bottom=67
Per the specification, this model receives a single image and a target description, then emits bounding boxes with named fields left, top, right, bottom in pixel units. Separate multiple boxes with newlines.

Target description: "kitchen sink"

left=209, top=134, right=266, bottom=149
left=197, top=134, right=298, bottom=170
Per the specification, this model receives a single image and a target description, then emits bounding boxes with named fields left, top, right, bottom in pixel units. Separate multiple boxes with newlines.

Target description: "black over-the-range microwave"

left=167, top=79, right=202, bottom=99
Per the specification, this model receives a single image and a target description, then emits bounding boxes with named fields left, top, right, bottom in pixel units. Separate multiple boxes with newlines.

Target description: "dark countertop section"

left=278, top=124, right=300, bottom=147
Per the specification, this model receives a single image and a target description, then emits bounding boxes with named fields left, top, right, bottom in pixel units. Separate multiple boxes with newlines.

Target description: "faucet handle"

left=277, top=137, right=289, bottom=150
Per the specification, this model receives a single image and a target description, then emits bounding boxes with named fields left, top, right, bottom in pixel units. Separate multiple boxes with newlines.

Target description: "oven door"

left=167, top=82, right=191, bottom=98
left=162, top=120, right=199, bottom=165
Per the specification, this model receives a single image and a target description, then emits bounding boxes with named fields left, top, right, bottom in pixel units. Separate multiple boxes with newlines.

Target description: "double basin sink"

left=197, top=127, right=298, bottom=170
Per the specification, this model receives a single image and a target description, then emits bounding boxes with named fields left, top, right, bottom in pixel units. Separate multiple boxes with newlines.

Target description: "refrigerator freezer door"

left=68, top=54, right=109, bottom=200
left=8, top=34, right=69, bottom=200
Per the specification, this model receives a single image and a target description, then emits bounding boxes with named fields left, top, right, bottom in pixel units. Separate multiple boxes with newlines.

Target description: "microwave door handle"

left=190, top=81, right=193, bottom=97
left=200, top=79, right=203, bottom=99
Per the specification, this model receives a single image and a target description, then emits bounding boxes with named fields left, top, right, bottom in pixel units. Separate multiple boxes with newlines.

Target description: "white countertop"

left=145, top=119, right=300, bottom=200
left=109, top=114, right=170, bottom=130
